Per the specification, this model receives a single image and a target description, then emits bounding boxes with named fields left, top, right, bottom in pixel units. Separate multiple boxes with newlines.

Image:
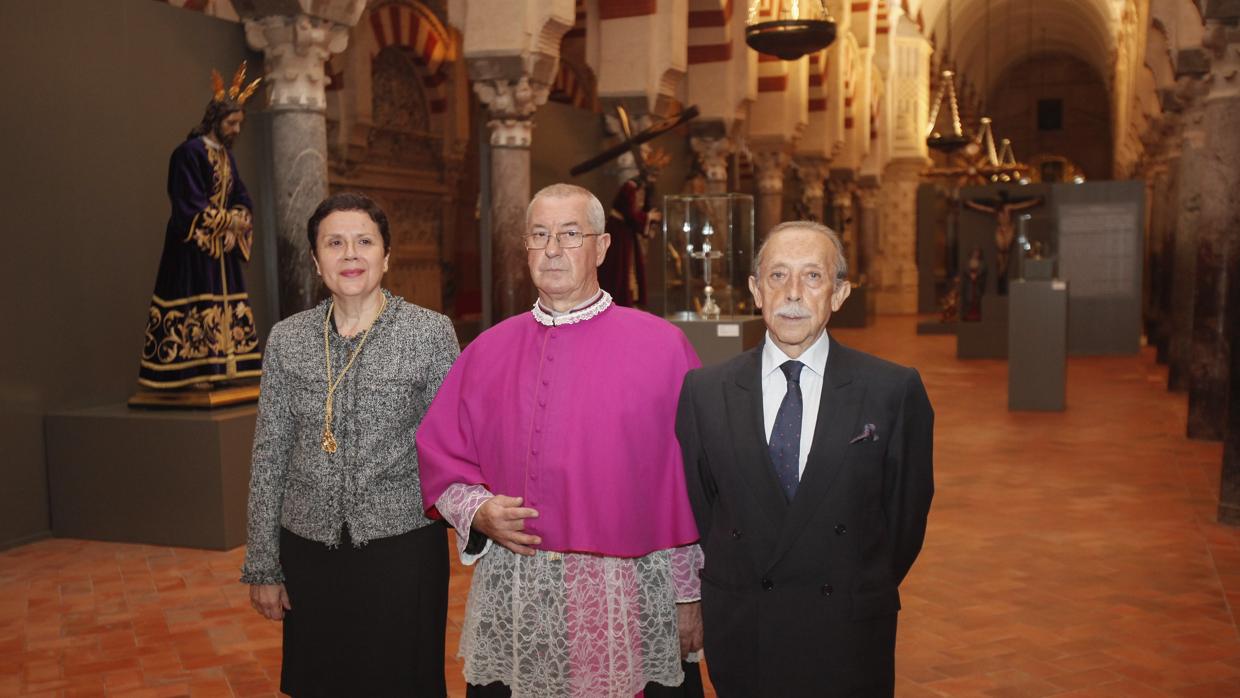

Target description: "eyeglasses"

left=524, top=231, right=602, bottom=250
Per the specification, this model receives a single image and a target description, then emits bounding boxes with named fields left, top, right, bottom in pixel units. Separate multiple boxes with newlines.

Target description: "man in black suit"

left=676, top=221, right=934, bottom=696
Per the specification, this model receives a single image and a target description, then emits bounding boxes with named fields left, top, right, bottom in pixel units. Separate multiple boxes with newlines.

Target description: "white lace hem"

left=460, top=546, right=685, bottom=698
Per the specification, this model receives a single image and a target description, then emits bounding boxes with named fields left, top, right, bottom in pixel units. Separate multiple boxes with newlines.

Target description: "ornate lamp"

left=926, top=69, right=970, bottom=153
left=745, top=0, right=837, bottom=60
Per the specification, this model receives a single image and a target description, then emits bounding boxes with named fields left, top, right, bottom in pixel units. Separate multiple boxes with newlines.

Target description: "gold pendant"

left=322, top=429, right=338, bottom=453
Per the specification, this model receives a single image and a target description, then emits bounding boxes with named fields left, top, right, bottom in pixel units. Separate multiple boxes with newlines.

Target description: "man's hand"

left=677, top=601, right=703, bottom=658
left=472, top=495, right=541, bottom=556
left=250, top=583, right=291, bottom=621
left=222, top=229, right=238, bottom=252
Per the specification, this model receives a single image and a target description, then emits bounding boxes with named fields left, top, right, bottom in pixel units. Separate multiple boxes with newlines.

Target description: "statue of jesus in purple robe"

left=139, top=69, right=262, bottom=390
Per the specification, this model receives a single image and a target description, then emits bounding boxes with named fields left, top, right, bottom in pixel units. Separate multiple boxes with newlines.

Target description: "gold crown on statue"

left=211, top=61, right=262, bottom=105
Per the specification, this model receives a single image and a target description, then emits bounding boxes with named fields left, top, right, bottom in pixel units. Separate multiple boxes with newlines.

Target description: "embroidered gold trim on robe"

left=137, top=369, right=263, bottom=390
left=184, top=145, right=254, bottom=261
left=142, top=298, right=260, bottom=366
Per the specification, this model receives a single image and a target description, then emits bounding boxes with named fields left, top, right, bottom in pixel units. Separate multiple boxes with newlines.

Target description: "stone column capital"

left=832, top=187, right=855, bottom=210
left=794, top=158, right=829, bottom=202
left=751, top=149, right=792, bottom=194
left=245, top=14, right=351, bottom=111
left=690, top=135, right=733, bottom=188
left=474, top=76, right=549, bottom=148
left=234, top=0, right=365, bottom=25
left=1181, top=83, right=1209, bottom=149
left=1203, top=21, right=1240, bottom=102
left=855, top=185, right=880, bottom=210
left=794, top=157, right=831, bottom=183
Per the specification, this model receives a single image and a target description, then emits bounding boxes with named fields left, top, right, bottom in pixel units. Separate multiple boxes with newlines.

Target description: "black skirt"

left=278, top=523, right=449, bottom=697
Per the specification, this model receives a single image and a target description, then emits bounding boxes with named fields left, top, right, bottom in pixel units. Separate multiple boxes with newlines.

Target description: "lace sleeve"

left=436, top=482, right=494, bottom=564
left=670, top=543, right=704, bottom=602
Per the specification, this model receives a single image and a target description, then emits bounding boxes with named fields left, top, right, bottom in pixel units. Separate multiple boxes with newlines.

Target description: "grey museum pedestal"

left=669, top=315, right=765, bottom=366
left=1008, top=279, right=1068, bottom=411
left=831, top=284, right=875, bottom=328
left=956, top=295, right=1009, bottom=359
left=46, top=404, right=256, bottom=550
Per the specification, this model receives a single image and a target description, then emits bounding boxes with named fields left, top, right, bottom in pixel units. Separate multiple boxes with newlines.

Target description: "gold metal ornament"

left=320, top=294, right=388, bottom=454
left=211, top=61, right=262, bottom=105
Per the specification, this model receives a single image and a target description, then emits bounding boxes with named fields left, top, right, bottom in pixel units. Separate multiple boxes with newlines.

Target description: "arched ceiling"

left=918, top=0, right=1120, bottom=102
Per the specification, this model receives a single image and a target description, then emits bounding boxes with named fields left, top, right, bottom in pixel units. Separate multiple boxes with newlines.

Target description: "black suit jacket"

left=676, top=335, right=934, bottom=697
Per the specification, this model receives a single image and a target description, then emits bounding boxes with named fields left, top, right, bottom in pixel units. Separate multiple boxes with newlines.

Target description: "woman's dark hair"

left=306, top=192, right=391, bottom=254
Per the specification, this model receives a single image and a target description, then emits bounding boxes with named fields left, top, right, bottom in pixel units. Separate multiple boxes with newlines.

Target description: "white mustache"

left=774, top=301, right=812, bottom=319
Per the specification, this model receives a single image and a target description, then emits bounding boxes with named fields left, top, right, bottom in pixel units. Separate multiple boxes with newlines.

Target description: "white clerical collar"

left=761, top=330, right=831, bottom=379
left=531, top=290, right=612, bottom=327
left=202, top=135, right=224, bottom=150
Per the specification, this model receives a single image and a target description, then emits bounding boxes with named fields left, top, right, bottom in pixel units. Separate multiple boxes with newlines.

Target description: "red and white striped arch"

left=876, top=0, right=891, bottom=36
left=550, top=0, right=597, bottom=111
left=755, top=0, right=792, bottom=97
left=843, top=38, right=859, bottom=131
left=807, top=49, right=830, bottom=112
left=687, top=0, right=734, bottom=65
left=326, top=1, right=456, bottom=115
left=550, top=60, right=598, bottom=111
left=850, top=0, right=877, bottom=46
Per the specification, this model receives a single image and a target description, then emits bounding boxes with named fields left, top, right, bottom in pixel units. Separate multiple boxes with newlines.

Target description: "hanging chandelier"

left=745, top=0, right=837, bottom=60
left=926, top=69, right=970, bottom=153
left=991, top=137, right=1029, bottom=182
left=926, top=0, right=970, bottom=153
left=970, top=117, right=999, bottom=166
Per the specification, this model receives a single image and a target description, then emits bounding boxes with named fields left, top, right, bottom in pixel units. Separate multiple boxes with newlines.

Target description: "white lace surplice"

left=437, top=483, right=703, bottom=698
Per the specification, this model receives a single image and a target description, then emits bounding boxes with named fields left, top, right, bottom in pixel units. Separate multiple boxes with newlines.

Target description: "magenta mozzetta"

left=417, top=293, right=701, bottom=557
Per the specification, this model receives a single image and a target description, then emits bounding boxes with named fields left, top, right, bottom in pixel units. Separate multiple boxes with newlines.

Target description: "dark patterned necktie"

left=769, top=360, right=804, bottom=501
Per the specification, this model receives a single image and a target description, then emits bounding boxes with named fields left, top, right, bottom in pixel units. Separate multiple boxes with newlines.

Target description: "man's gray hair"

left=752, top=220, right=849, bottom=282
left=527, top=183, right=607, bottom=235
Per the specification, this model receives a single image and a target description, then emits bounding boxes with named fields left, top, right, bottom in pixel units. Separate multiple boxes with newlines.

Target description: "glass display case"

left=661, top=193, right=756, bottom=320
left=1016, top=212, right=1057, bottom=280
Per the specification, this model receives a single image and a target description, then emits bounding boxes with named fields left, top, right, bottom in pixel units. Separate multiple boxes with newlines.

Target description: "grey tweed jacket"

left=241, top=289, right=459, bottom=585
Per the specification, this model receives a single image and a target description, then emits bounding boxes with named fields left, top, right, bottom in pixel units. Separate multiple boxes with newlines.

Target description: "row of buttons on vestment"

left=526, top=330, right=561, bottom=509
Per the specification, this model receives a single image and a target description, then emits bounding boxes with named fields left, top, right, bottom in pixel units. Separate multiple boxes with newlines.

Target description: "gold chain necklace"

left=321, top=293, right=388, bottom=453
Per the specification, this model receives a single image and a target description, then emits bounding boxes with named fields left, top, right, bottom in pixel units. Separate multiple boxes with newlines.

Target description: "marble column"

left=245, top=14, right=351, bottom=318
left=476, top=77, right=542, bottom=320
left=1224, top=273, right=1240, bottom=523
left=855, top=182, right=881, bottom=285
left=874, top=160, right=922, bottom=313
left=794, top=158, right=829, bottom=223
left=1208, top=15, right=1240, bottom=522
left=833, top=188, right=859, bottom=280
left=752, top=148, right=791, bottom=240
left=1190, top=20, right=1240, bottom=442
left=1168, top=83, right=1208, bottom=392
left=1146, top=161, right=1176, bottom=364
left=691, top=135, right=732, bottom=195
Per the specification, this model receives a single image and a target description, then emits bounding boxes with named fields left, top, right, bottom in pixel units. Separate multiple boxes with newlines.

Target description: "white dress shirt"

left=761, top=330, right=831, bottom=477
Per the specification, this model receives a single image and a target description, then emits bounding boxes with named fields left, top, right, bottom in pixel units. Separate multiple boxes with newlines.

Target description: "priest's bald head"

left=525, top=183, right=612, bottom=312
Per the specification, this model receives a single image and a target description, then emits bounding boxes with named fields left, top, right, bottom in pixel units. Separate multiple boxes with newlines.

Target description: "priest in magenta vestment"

left=417, top=184, right=705, bottom=698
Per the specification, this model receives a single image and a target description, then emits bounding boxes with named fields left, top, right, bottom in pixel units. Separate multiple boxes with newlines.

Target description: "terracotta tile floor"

left=2, top=314, right=1236, bottom=697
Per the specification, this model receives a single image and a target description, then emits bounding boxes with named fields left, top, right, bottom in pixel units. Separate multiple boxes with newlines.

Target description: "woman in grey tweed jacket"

left=241, top=192, right=459, bottom=697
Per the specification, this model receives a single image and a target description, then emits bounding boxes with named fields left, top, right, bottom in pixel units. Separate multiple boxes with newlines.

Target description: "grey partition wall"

left=955, top=182, right=1055, bottom=359
left=1052, top=181, right=1144, bottom=355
